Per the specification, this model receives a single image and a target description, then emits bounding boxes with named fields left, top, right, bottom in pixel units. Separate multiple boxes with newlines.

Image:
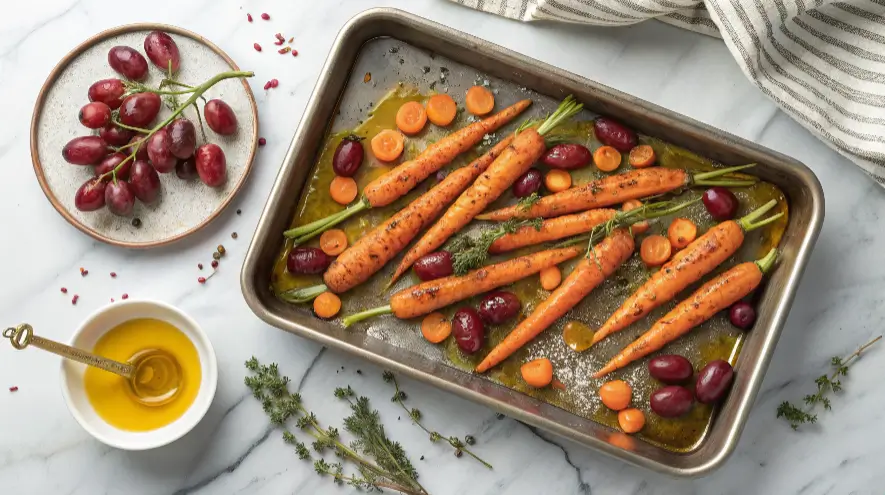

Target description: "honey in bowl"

left=84, top=318, right=201, bottom=431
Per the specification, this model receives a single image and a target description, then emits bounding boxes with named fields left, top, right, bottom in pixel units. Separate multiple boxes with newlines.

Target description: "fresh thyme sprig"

left=516, top=192, right=540, bottom=212
left=449, top=217, right=543, bottom=275
left=245, top=358, right=429, bottom=495
left=383, top=371, right=492, bottom=469
left=776, top=336, right=882, bottom=430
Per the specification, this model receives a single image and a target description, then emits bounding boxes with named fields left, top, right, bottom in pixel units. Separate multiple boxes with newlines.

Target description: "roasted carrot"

left=621, top=200, right=649, bottom=234
left=539, top=266, right=562, bottom=290
left=319, top=229, right=348, bottom=256
left=590, top=200, right=783, bottom=346
left=395, top=101, right=428, bottom=135
left=322, top=136, right=514, bottom=294
left=477, top=165, right=757, bottom=221
left=628, top=145, right=656, bottom=168
left=594, top=146, right=622, bottom=172
left=521, top=358, right=554, bottom=388
left=329, top=176, right=358, bottom=205
left=488, top=208, right=618, bottom=253
left=476, top=229, right=635, bottom=373
left=421, top=312, right=452, bottom=343
left=426, top=94, right=457, bottom=126
left=640, top=235, right=672, bottom=267
left=341, top=245, right=584, bottom=326
left=284, top=99, right=532, bottom=244
left=466, top=86, right=495, bottom=115
left=371, top=129, right=405, bottom=161
left=544, top=169, right=572, bottom=192
left=667, top=218, right=697, bottom=249
left=389, top=97, right=584, bottom=284
left=593, top=249, right=777, bottom=378
left=313, top=292, right=341, bottom=318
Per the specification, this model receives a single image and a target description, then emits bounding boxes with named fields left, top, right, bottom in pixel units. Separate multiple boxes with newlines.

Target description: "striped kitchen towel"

left=450, top=0, right=885, bottom=185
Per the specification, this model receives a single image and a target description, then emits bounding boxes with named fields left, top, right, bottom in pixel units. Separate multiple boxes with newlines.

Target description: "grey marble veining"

left=0, top=1, right=882, bottom=494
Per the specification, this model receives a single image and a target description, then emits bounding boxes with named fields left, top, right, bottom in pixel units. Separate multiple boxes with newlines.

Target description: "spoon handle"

left=3, top=324, right=135, bottom=378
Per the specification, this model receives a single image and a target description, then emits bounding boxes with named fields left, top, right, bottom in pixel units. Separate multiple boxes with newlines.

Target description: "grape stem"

left=111, top=120, right=151, bottom=133
left=99, top=70, right=254, bottom=181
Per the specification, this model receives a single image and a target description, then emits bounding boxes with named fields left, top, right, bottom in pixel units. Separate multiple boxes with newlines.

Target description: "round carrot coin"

left=594, top=145, right=622, bottom=172
left=621, top=199, right=649, bottom=234
left=465, top=85, right=495, bottom=116
left=640, top=234, right=672, bottom=267
left=421, top=312, right=452, bottom=343
left=599, top=380, right=632, bottom=411
left=395, top=101, right=428, bottom=135
left=618, top=408, right=646, bottom=434
left=320, top=229, right=349, bottom=256
left=540, top=266, right=562, bottom=290
left=521, top=358, right=554, bottom=388
left=667, top=218, right=698, bottom=249
left=426, top=94, right=458, bottom=126
left=544, top=169, right=572, bottom=193
left=628, top=144, right=656, bottom=168
left=371, top=129, right=404, bottom=162
left=329, top=176, right=358, bottom=205
left=314, top=292, right=342, bottom=319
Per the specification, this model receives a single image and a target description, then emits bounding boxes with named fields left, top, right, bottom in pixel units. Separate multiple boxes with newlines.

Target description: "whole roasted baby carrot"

left=284, top=99, right=532, bottom=244
left=477, top=165, right=757, bottom=221
left=476, top=229, right=635, bottom=373
left=593, top=249, right=777, bottom=378
left=488, top=208, right=618, bottom=254
left=590, top=200, right=783, bottom=346
left=389, top=96, right=584, bottom=284
left=341, top=245, right=584, bottom=326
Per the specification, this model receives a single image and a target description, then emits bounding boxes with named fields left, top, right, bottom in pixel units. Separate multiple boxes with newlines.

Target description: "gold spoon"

left=3, top=323, right=182, bottom=406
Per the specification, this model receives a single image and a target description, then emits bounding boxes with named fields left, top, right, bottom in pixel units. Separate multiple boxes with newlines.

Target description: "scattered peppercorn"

left=356, top=369, right=362, bottom=375
left=258, top=137, right=266, bottom=146
left=420, top=455, right=424, bottom=461
left=80, top=268, right=88, bottom=276
left=237, top=209, right=242, bottom=215
left=131, top=218, right=142, bottom=228
left=292, top=49, right=298, bottom=57
left=263, top=81, right=271, bottom=90
left=60, top=287, right=68, bottom=294
left=72, top=295, right=79, bottom=305
left=270, top=79, right=279, bottom=88
left=274, top=39, right=284, bottom=46
left=261, top=13, right=270, bottom=20
left=122, top=293, right=129, bottom=300
left=198, top=277, right=207, bottom=284
left=496, top=413, right=505, bottom=420
left=275, top=33, right=284, bottom=42
left=278, top=47, right=291, bottom=54
left=364, top=72, right=372, bottom=83
left=9, top=386, right=18, bottom=392
left=217, top=245, right=226, bottom=255
left=254, top=43, right=262, bottom=52
left=198, top=263, right=203, bottom=270
left=454, top=450, right=463, bottom=458
left=110, top=272, right=117, bottom=278
left=211, top=260, right=219, bottom=269
left=231, top=232, right=238, bottom=239
left=247, top=13, right=253, bottom=22
left=288, top=37, right=294, bottom=43
left=212, top=252, right=221, bottom=261
left=110, top=298, right=115, bottom=303
left=465, top=435, right=476, bottom=445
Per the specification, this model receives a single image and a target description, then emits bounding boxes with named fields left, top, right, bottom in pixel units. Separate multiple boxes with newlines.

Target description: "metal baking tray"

left=241, top=8, right=823, bottom=476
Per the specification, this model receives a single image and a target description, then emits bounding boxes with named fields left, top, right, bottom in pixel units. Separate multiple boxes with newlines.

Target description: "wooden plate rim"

left=29, top=22, right=259, bottom=249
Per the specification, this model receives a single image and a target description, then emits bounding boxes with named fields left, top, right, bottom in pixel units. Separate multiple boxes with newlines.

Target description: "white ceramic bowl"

left=60, top=300, right=217, bottom=450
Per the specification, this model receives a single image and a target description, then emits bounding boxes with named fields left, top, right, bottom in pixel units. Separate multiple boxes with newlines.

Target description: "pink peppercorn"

left=198, top=277, right=206, bottom=284
left=253, top=43, right=262, bottom=52
left=72, top=295, right=79, bottom=305
left=60, top=287, right=68, bottom=294
left=211, top=260, right=219, bottom=268
left=261, top=13, right=270, bottom=20
left=110, top=298, right=115, bottom=303
left=274, top=40, right=284, bottom=46
left=292, top=49, right=299, bottom=57
left=258, top=137, right=266, bottom=146
left=275, top=33, right=284, bottom=41
left=198, top=263, right=203, bottom=270
left=263, top=81, right=272, bottom=90
left=122, top=293, right=129, bottom=300
left=270, top=79, right=279, bottom=88
left=9, top=386, right=18, bottom=392
left=110, top=272, right=117, bottom=278
left=247, top=13, right=253, bottom=22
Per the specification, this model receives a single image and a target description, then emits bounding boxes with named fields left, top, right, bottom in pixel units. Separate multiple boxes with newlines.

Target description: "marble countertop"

left=1, top=1, right=882, bottom=494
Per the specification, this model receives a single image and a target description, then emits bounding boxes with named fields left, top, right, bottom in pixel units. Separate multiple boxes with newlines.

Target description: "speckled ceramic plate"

left=30, top=23, right=258, bottom=248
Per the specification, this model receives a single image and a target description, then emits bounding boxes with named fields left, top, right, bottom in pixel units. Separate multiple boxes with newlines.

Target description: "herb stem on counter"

left=776, top=335, right=882, bottom=430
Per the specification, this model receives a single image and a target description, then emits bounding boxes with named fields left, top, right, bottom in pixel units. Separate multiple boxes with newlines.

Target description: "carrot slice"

left=314, top=292, right=342, bottom=318
left=329, top=176, right=358, bottom=205
left=640, top=234, right=672, bottom=267
left=618, top=408, right=646, bottom=433
left=395, top=101, right=428, bottom=135
left=594, top=146, right=622, bottom=172
left=521, top=358, right=554, bottom=388
left=621, top=199, right=649, bottom=234
left=544, top=169, right=572, bottom=192
left=370, top=129, right=405, bottom=162
left=540, top=266, right=562, bottom=290
left=421, top=312, right=452, bottom=343
left=667, top=218, right=697, bottom=249
left=320, top=229, right=348, bottom=256
left=466, top=86, right=495, bottom=116
left=628, top=145, right=656, bottom=168
left=426, top=94, right=457, bottom=126
left=599, top=380, right=632, bottom=411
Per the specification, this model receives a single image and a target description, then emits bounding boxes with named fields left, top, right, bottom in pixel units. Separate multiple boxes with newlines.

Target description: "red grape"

left=74, top=178, right=107, bottom=211
left=167, top=118, right=196, bottom=158
left=195, top=143, right=227, bottom=187
left=146, top=129, right=176, bottom=173
left=119, top=93, right=161, bottom=127
left=107, top=46, right=149, bottom=81
left=127, top=135, right=150, bottom=161
left=144, top=31, right=180, bottom=72
left=105, top=180, right=135, bottom=216
left=729, top=302, right=756, bottom=329
left=62, top=136, right=108, bottom=165
left=512, top=168, right=542, bottom=198
left=128, top=160, right=161, bottom=204
left=702, top=187, right=739, bottom=221
left=204, top=99, right=238, bottom=135
left=88, top=78, right=126, bottom=109
left=94, top=152, right=131, bottom=180
left=594, top=117, right=638, bottom=152
left=541, top=144, right=592, bottom=169
left=99, top=123, right=134, bottom=146
left=78, top=102, right=112, bottom=129
left=332, top=137, right=364, bottom=177
left=175, top=157, right=198, bottom=180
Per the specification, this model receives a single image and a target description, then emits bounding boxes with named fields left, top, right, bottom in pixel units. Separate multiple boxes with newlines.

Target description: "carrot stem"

left=692, top=164, right=757, bottom=187
left=278, top=284, right=328, bottom=303
left=744, top=212, right=784, bottom=232
left=342, top=305, right=393, bottom=327
left=755, top=248, right=778, bottom=274
left=536, top=96, right=583, bottom=136
left=738, top=199, right=784, bottom=232
left=283, top=198, right=370, bottom=243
